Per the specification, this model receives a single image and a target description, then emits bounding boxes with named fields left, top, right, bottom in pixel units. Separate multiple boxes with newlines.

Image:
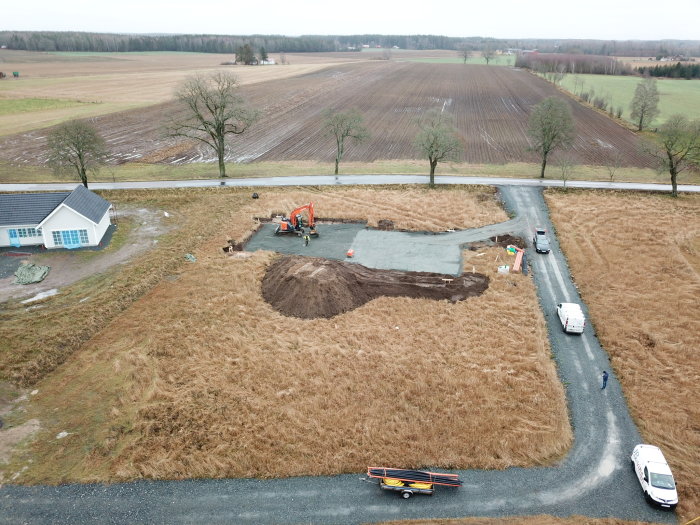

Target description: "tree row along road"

left=0, top=179, right=684, bottom=524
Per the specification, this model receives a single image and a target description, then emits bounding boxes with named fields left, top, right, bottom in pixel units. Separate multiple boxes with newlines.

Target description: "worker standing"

left=303, top=234, right=310, bottom=247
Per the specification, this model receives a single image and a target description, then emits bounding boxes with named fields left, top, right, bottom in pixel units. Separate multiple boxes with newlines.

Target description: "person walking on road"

left=303, top=234, right=310, bottom=247
left=601, top=370, right=609, bottom=390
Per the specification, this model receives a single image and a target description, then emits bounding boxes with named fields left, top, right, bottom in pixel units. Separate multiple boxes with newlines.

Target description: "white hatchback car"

left=631, top=444, right=678, bottom=510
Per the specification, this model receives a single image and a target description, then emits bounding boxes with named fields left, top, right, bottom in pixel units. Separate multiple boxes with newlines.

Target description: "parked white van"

left=631, top=444, right=678, bottom=510
left=556, top=303, right=585, bottom=334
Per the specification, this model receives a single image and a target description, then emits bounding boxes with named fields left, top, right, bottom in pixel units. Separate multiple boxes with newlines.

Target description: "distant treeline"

left=1, top=31, right=699, bottom=57
left=0, top=32, right=336, bottom=53
left=0, top=32, right=482, bottom=53
left=515, top=53, right=633, bottom=75
left=636, top=62, right=700, bottom=79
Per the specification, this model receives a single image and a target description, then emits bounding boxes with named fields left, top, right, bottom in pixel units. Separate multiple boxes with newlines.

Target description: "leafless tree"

left=605, top=149, right=624, bottom=181
left=323, top=109, right=369, bottom=175
left=643, top=114, right=700, bottom=197
left=458, top=44, right=472, bottom=64
left=527, top=97, right=575, bottom=178
left=47, top=120, right=107, bottom=188
left=482, top=44, right=496, bottom=65
left=553, top=63, right=567, bottom=85
left=630, top=77, right=660, bottom=131
left=557, top=154, right=576, bottom=190
left=414, top=108, right=462, bottom=187
left=166, top=72, right=259, bottom=178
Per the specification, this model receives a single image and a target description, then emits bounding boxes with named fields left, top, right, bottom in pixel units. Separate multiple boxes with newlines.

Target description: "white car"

left=631, top=444, right=678, bottom=510
left=556, top=303, right=585, bottom=334
left=533, top=228, right=551, bottom=253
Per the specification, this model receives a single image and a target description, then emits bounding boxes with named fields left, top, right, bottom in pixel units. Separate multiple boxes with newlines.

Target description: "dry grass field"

left=1, top=185, right=571, bottom=484
left=0, top=50, right=354, bottom=136
left=546, top=190, right=700, bottom=521
left=0, top=58, right=657, bottom=171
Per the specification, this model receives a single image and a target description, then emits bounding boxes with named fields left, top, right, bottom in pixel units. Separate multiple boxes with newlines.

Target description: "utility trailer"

left=365, top=467, right=462, bottom=499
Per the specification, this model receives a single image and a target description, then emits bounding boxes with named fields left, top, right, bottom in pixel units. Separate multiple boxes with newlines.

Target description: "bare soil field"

left=546, top=190, right=700, bottom=521
left=0, top=60, right=655, bottom=169
left=0, top=186, right=571, bottom=484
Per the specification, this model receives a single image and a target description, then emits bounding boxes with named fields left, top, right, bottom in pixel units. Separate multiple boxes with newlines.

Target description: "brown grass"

left=251, top=186, right=508, bottom=232
left=546, top=189, right=700, bottom=522
left=1, top=185, right=570, bottom=484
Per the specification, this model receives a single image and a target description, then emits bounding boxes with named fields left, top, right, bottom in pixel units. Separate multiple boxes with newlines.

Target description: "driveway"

left=0, top=183, right=677, bottom=525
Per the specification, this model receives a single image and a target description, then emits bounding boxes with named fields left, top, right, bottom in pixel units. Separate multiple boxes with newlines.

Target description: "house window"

left=17, top=228, right=40, bottom=238
left=51, top=230, right=88, bottom=247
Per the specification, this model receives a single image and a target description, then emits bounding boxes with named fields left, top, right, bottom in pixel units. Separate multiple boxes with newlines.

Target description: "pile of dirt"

left=489, top=234, right=526, bottom=249
left=262, top=256, right=489, bottom=319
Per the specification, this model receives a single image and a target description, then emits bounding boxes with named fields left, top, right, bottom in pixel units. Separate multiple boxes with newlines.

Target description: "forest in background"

left=1, top=31, right=699, bottom=57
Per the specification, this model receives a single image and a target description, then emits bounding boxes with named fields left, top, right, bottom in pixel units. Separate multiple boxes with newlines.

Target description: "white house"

left=0, top=185, right=112, bottom=249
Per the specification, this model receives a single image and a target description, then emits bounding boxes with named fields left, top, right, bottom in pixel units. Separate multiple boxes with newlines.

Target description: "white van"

left=556, top=303, right=585, bottom=334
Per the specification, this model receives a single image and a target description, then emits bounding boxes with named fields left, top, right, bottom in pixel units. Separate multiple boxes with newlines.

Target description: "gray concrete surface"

left=245, top=223, right=367, bottom=261
left=0, top=183, right=680, bottom=525
left=245, top=208, right=522, bottom=276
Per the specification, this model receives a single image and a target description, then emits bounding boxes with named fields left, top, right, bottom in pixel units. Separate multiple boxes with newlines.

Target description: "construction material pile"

left=262, top=256, right=489, bottom=319
left=14, top=263, right=50, bottom=285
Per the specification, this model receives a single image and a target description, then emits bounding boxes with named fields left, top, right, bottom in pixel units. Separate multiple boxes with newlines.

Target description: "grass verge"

left=0, top=98, right=88, bottom=116
left=546, top=189, right=700, bottom=522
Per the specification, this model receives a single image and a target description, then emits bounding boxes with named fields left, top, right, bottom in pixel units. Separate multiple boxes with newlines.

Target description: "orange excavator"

left=274, top=202, right=319, bottom=236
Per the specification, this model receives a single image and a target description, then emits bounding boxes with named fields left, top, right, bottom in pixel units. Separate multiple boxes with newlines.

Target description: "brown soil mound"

left=262, top=256, right=489, bottom=319
left=489, top=234, right=526, bottom=249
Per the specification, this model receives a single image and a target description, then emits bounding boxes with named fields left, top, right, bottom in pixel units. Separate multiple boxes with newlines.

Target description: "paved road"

left=1, top=183, right=679, bottom=524
left=1, top=173, right=699, bottom=192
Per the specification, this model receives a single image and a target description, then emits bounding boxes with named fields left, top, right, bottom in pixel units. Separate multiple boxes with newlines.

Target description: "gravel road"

left=0, top=173, right=699, bottom=193
left=0, top=181, right=680, bottom=524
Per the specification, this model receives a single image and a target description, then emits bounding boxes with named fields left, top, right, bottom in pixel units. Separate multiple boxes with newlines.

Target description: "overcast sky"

left=4, top=0, right=699, bottom=41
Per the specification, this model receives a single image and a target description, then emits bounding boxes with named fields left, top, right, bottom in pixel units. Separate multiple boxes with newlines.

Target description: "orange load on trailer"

left=365, top=466, right=462, bottom=499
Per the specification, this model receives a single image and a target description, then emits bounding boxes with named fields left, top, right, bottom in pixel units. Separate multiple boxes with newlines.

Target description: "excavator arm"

left=289, top=203, right=315, bottom=229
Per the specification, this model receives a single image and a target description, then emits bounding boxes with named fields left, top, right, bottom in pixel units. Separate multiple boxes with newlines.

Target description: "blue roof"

left=0, top=186, right=110, bottom=226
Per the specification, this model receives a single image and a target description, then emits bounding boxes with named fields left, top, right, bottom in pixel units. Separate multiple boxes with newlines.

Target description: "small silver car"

left=532, top=228, right=550, bottom=254
left=631, top=444, right=678, bottom=510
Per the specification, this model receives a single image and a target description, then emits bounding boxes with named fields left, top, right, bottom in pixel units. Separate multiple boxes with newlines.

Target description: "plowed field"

left=0, top=62, right=654, bottom=168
